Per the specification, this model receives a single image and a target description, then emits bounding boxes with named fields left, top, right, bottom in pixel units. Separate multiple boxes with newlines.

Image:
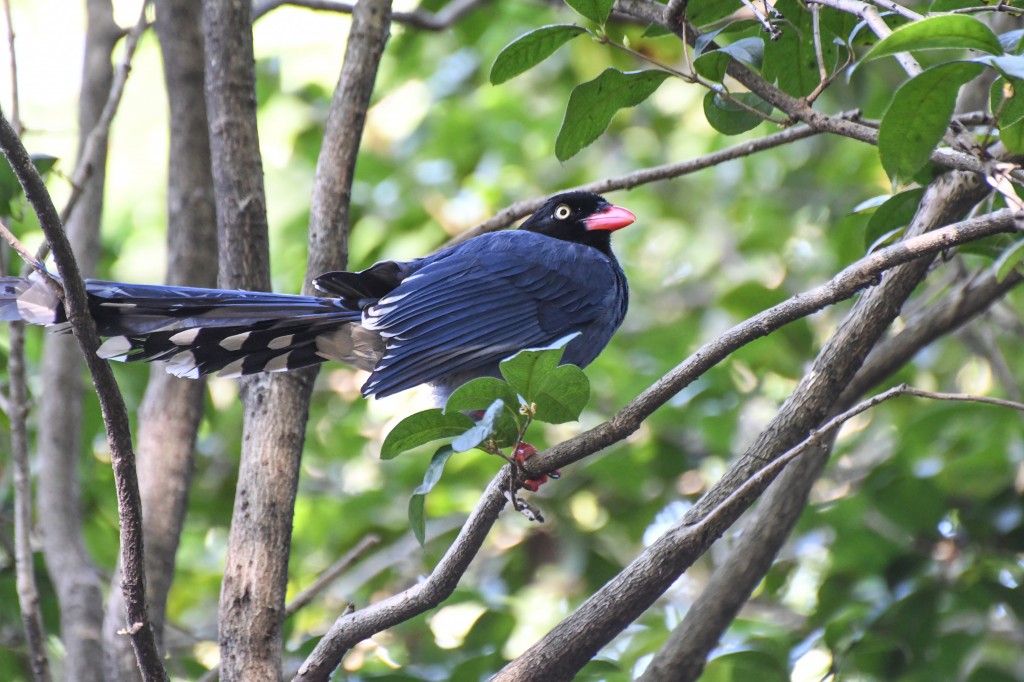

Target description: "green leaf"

left=995, top=238, right=1024, bottom=282
left=490, top=25, right=588, bottom=85
left=0, top=153, right=59, bottom=218
left=380, top=409, right=475, bottom=460
left=555, top=68, right=671, bottom=161
left=878, top=61, right=984, bottom=183
left=702, top=90, right=773, bottom=135
left=694, top=37, right=765, bottom=82
left=499, top=338, right=591, bottom=424
left=642, top=23, right=672, bottom=39
left=990, top=77, right=1024, bottom=129
left=864, top=188, right=924, bottom=251
left=445, top=377, right=523, bottom=445
left=408, top=445, right=455, bottom=546
left=564, top=0, right=615, bottom=25
left=1000, top=118, right=1024, bottom=153
left=862, top=15, right=1003, bottom=62
left=703, top=650, right=788, bottom=682
left=763, top=0, right=841, bottom=97
left=451, top=399, right=504, bottom=452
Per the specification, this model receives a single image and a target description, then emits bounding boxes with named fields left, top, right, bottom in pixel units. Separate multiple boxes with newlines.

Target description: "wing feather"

left=360, top=231, right=625, bottom=398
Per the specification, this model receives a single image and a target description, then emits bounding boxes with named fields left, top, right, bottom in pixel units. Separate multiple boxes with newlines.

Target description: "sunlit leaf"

left=490, top=24, right=588, bottom=85
left=878, top=61, right=984, bottom=183
left=451, top=398, right=504, bottom=452
left=499, top=339, right=590, bottom=423
left=381, top=409, right=475, bottom=459
left=862, top=15, right=1002, bottom=62
left=990, top=77, right=1024, bottom=129
left=555, top=69, right=671, bottom=160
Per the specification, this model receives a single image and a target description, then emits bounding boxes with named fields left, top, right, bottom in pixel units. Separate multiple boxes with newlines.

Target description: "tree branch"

left=252, top=0, right=489, bottom=29
left=640, top=264, right=1024, bottom=681
left=0, top=10, right=48, bottom=673
left=57, top=0, right=150, bottom=240
left=295, top=473, right=511, bottom=680
left=807, top=0, right=922, bottom=76
left=446, top=122, right=828, bottom=246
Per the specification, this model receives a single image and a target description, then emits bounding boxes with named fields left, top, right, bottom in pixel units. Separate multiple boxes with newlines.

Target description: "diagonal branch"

left=639, top=264, right=1024, bottom=682
left=446, top=122, right=828, bottom=246
left=494, top=169, right=995, bottom=681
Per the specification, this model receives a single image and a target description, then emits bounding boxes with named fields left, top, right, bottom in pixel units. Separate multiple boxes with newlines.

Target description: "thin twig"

left=55, top=1, right=150, bottom=242
left=446, top=121, right=829, bottom=246
left=696, top=385, right=1024, bottom=538
left=285, top=535, right=381, bottom=617
left=947, top=4, right=1024, bottom=16
left=2, top=4, right=50, bottom=678
left=252, top=0, right=491, bottom=29
left=805, top=0, right=922, bottom=77
left=868, top=0, right=924, bottom=20
left=0, top=220, right=44, bottom=273
left=7, top=315, right=52, bottom=682
left=2, top=0, right=19, bottom=131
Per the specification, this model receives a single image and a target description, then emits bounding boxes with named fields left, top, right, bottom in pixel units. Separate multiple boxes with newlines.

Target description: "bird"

left=0, top=191, right=635, bottom=401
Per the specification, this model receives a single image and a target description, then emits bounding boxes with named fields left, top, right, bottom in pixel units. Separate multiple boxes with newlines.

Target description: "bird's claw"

left=513, top=442, right=561, bottom=492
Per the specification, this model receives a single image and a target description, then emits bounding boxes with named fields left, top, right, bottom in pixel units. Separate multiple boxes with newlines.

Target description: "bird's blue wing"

left=360, top=231, right=626, bottom=398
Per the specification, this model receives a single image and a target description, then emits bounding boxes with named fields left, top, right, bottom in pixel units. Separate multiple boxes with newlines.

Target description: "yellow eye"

left=554, top=204, right=572, bottom=220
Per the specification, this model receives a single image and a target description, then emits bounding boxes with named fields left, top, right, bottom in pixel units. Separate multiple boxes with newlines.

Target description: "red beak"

left=584, top=204, right=636, bottom=232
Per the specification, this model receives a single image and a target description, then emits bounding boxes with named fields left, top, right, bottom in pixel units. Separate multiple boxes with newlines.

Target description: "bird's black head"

left=518, top=191, right=635, bottom=256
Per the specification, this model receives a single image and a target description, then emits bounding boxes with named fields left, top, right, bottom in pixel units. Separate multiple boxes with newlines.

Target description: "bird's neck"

left=574, top=231, right=615, bottom=258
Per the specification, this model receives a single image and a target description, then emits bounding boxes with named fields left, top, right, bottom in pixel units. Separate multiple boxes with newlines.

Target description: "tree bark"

left=202, top=1, right=305, bottom=678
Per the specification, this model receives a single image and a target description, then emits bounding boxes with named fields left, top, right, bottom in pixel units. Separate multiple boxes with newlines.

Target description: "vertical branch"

left=304, top=0, right=392, bottom=288
left=202, top=0, right=270, bottom=293
left=202, top=1, right=299, bottom=678
left=8, top=319, right=52, bottom=682
left=2, top=5, right=50, bottom=678
left=203, top=0, right=392, bottom=676
left=102, top=0, right=218, bottom=677
left=0, top=111, right=168, bottom=682
left=2, top=0, right=19, bottom=129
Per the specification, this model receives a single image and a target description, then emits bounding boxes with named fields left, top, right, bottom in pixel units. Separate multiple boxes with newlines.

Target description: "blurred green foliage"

left=1, top=0, right=1023, bottom=680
